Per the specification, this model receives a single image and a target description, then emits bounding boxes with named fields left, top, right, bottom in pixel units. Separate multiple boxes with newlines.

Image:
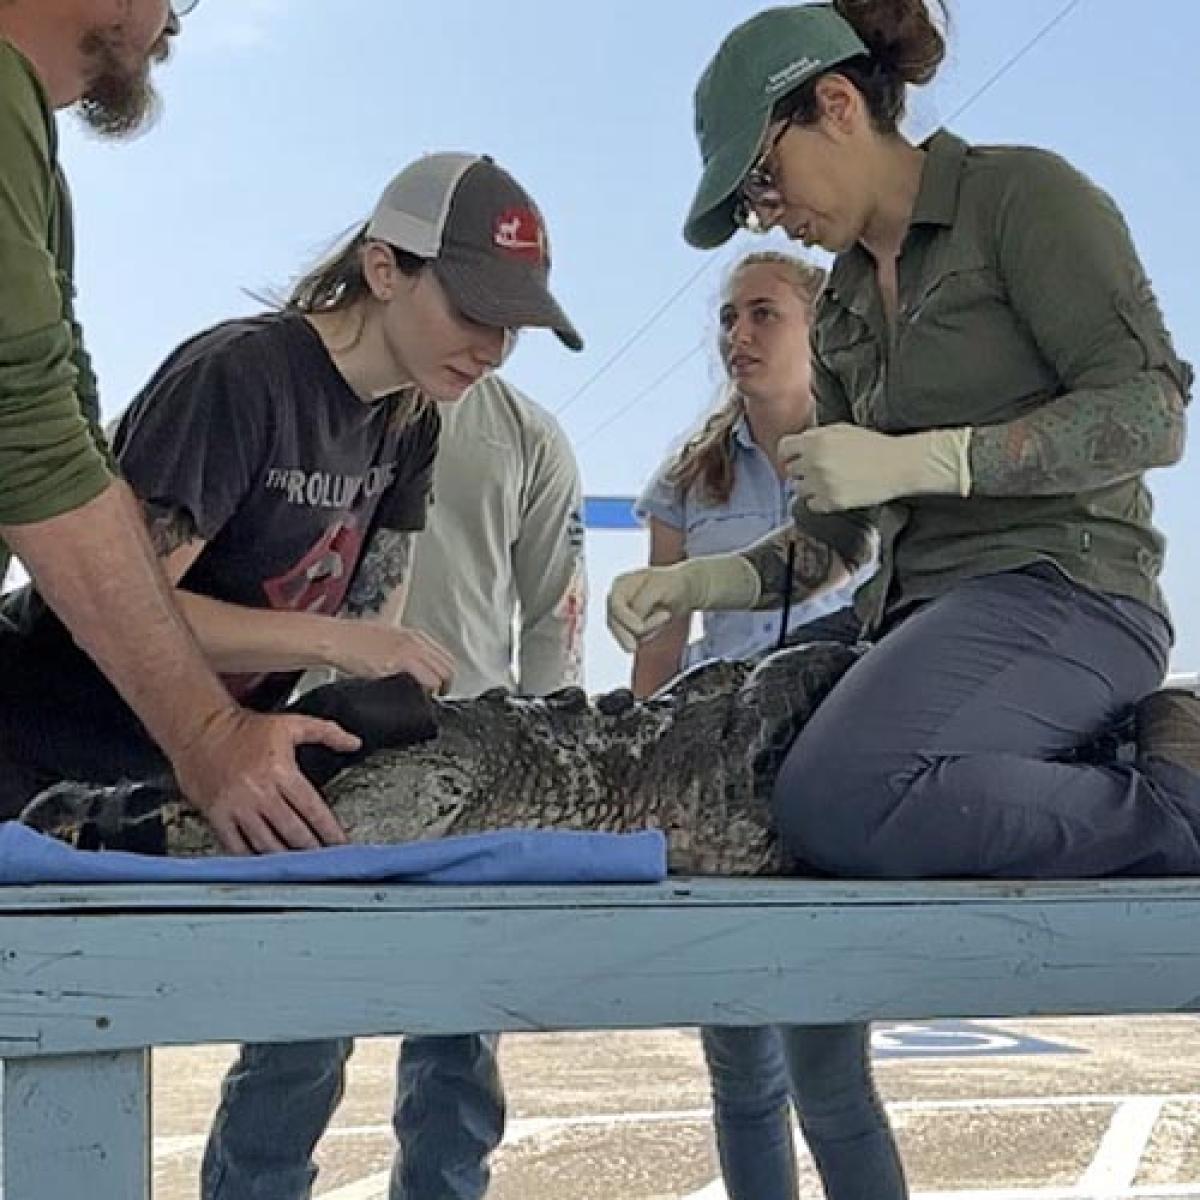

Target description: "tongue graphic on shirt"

left=225, top=520, right=365, bottom=702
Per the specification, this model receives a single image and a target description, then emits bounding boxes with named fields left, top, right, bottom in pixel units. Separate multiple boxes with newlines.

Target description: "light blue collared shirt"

left=636, top=415, right=870, bottom=666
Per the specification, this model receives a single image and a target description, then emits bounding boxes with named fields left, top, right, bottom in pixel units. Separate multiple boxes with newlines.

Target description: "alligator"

left=18, top=640, right=862, bottom=875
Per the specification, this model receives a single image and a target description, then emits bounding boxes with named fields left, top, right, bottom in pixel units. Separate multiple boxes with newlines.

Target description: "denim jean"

left=201, top=1040, right=353, bottom=1200
left=701, top=1023, right=905, bottom=1200
left=201, top=1034, right=504, bottom=1200
left=774, top=566, right=1200, bottom=878
left=391, top=1034, right=504, bottom=1199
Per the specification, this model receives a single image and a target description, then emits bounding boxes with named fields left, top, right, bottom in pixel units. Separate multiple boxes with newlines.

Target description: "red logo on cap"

left=493, top=207, right=547, bottom=265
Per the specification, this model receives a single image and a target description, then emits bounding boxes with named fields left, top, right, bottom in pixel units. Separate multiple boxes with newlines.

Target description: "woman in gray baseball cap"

left=293, top=151, right=582, bottom=382
left=0, top=150, right=581, bottom=1199
left=611, top=0, right=1197, bottom=1197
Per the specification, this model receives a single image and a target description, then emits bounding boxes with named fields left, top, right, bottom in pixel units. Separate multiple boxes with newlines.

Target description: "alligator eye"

left=546, top=686, right=588, bottom=713
left=596, top=689, right=637, bottom=717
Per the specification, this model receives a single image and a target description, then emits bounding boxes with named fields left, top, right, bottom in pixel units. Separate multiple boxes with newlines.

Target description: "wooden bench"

left=2, top=875, right=1199, bottom=1199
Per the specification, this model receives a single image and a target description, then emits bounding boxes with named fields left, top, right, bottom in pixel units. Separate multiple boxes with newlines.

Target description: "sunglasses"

left=733, top=121, right=791, bottom=234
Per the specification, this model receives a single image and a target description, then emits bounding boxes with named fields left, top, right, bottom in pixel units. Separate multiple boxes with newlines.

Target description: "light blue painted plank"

left=3, top=876, right=1200, bottom=913
left=0, top=1051, right=148, bottom=1200
left=0, top=895, right=1199, bottom=1055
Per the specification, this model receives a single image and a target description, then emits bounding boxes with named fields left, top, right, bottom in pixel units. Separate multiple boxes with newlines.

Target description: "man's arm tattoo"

left=970, top=373, right=1186, bottom=496
left=343, top=528, right=414, bottom=619
left=140, top=500, right=199, bottom=558
left=743, top=526, right=841, bottom=612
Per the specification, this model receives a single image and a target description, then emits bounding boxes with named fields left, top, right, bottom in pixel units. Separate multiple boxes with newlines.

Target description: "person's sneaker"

left=1135, top=688, right=1200, bottom=774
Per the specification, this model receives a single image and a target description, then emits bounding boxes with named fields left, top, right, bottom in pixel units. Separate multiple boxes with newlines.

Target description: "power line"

left=558, top=0, right=1086, bottom=432
left=574, top=339, right=708, bottom=451
left=942, top=0, right=1085, bottom=125
left=551, top=258, right=719, bottom=420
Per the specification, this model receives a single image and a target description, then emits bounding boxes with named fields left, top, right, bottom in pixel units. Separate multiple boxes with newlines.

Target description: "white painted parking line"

left=1078, top=1098, right=1164, bottom=1195
left=677, top=1182, right=725, bottom=1200
left=155, top=1122, right=399, bottom=1161
left=887, top=1094, right=1200, bottom=1114
left=321, top=1178, right=390, bottom=1200
left=913, top=1188, right=1200, bottom=1199
left=159, top=1094, right=1200, bottom=1200
left=160, top=1096, right=1154, bottom=1161
left=683, top=1184, right=1200, bottom=1200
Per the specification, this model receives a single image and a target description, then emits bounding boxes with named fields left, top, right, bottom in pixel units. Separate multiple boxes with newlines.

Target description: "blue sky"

left=60, top=0, right=1200, bottom=688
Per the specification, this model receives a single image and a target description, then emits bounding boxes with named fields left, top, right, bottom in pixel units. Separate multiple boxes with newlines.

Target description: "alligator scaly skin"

left=20, top=641, right=861, bottom=875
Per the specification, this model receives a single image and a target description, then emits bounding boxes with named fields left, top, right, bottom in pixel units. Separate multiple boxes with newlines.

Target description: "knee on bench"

left=769, top=734, right=924, bottom=878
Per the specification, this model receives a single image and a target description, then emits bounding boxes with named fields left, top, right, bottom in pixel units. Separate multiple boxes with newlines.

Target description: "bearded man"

left=0, top=1, right=359, bottom=851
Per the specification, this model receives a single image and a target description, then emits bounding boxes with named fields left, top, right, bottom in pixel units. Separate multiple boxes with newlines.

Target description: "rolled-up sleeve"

left=996, top=149, right=1192, bottom=402
left=0, top=46, right=112, bottom=527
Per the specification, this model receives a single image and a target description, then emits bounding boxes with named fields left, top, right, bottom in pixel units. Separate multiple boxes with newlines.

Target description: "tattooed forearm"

left=742, top=526, right=842, bottom=611
left=140, top=501, right=198, bottom=558
left=343, top=528, right=414, bottom=618
left=970, top=373, right=1186, bottom=496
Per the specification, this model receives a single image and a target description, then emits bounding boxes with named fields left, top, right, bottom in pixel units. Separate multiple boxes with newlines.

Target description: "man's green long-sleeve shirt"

left=0, top=40, right=114, bottom=581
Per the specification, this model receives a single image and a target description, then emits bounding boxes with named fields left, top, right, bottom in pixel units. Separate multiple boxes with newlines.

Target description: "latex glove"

left=781, top=424, right=973, bottom=513
left=607, top=556, right=761, bottom=653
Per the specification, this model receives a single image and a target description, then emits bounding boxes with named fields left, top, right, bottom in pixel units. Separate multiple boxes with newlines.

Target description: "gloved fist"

left=780, top=423, right=973, bottom=513
left=606, top=556, right=761, bottom=653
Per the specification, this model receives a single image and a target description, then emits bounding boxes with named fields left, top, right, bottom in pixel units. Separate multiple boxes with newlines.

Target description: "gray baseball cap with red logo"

left=367, top=153, right=583, bottom=352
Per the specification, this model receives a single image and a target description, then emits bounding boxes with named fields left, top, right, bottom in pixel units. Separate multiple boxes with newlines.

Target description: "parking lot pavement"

left=152, top=1016, right=1200, bottom=1199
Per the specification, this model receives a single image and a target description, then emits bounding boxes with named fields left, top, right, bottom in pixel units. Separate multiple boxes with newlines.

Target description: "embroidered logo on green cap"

left=766, top=56, right=822, bottom=95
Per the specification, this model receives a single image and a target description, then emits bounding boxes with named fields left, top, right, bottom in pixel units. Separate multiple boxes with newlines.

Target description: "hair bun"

left=834, top=0, right=947, bottom=87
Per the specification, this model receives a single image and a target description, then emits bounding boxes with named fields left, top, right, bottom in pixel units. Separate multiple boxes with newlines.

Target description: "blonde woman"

left=634, top=251, right=863, bottom=696
left=632, top=250, right=894, bottom=1200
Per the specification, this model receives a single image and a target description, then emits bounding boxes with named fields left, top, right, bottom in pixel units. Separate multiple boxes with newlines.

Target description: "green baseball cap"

left=684, top=4, right=868, bottom=249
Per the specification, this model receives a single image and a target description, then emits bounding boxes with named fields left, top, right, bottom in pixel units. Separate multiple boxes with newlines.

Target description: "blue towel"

left=0, top=822, right=667, bottom=886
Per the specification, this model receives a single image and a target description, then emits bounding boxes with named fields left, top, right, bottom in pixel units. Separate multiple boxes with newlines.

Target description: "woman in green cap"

left=611, top=0, right=1197, bottom=1187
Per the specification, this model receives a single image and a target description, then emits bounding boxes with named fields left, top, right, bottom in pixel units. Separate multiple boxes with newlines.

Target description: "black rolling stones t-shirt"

left=10, top=311, right=440, bottom=713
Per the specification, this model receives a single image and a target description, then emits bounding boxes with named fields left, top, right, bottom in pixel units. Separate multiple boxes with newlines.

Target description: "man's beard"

left=76, top=25, right=164, bottom=138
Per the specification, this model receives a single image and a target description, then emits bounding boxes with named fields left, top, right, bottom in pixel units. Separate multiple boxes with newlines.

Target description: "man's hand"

left=781, top=424, right=973, bottom=512
left=172, top=707, right=362, bottom=855
left=328, top=622, right=455, bottom=694
left=607, top=556, right=760, bottom=653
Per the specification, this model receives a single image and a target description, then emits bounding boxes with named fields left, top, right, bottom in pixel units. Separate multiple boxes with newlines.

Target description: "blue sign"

left=584, top=496, right=638, bottom=531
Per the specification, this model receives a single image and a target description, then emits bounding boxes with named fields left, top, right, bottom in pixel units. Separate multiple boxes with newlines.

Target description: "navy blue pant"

left=773, top=566, right=1200, bottom=879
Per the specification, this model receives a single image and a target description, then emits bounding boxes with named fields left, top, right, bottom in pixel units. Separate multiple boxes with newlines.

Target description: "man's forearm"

left=2, top=479, right=236, bottom=759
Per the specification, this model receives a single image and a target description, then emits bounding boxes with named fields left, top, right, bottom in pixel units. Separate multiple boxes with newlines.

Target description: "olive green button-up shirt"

left=804, top=130, right=1191, bottom=632
left=0, top=40, right=114, bottom=581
